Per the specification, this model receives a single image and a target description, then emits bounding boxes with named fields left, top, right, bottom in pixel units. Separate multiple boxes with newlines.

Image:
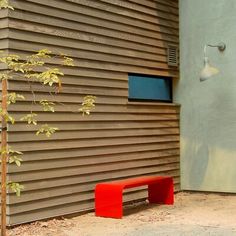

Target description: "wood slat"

left=153, top=0, right=178, bottom=9
left=7, top=41, right=171, bottom=72
left=8, top=120, right=180, bottom=132
left=127, top=0, right=178, bottom=15
left=8, top=20, right=178, bottom=51
left=9, top=149, right=180, bottom=172
left=0, top=18, right=8, bottom=29
left=0, top=9, right=8, bottom=19
left=9, top=11, right=179, bottom=42
left=0, top=39, right=8, bottom=49
left=63, top=0, right=179, bottom=25
left=10, top=169, right=180, bottom=194
left=8, top=135, right=180, bottom=152
left=9, top=162, right=179, bottom=185
left=10, top=112, right=179, bottom=122
left=8, top=127, right=180, bottom=142
left=9, top=6, right=179, bottom=39
left=8, top=35, right=169, bottom=63
left=8, top=103, right=179, bottom=114
left=6, top=142, right=180, bottom=162
left=97, top=0, right=179, bottom=21
left=8, top=49, right=178, bottom=77
left=7, top=91, right=129, bottom=105
left=14, top=0, right=179, bottom=29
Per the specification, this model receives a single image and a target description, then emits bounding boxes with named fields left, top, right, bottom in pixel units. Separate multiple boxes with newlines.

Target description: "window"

left=128, top=74, right=172, bottom=102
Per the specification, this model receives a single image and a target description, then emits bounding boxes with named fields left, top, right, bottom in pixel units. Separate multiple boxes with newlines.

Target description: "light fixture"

left=200, top=42, right=226, bottom=82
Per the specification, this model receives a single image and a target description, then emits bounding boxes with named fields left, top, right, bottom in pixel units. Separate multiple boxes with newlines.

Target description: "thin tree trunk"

left=1, top=78, right=8, bottom=236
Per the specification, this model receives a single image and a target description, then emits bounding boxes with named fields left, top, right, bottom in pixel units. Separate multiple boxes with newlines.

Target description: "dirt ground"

left=8, top=192, right=236, bottom=236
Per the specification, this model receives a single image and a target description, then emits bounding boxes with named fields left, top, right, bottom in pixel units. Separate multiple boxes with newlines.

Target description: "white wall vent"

left=167, top=44, right=179, bottom=67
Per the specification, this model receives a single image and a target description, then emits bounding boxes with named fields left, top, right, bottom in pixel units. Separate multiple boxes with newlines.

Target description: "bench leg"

left=148, top=178, right=174, bottom=204
left=95, top=184, right=123, bottom=218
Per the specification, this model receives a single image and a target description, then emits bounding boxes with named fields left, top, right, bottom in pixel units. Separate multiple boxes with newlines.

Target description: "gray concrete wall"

left=175, top=0, right=236, bottom=192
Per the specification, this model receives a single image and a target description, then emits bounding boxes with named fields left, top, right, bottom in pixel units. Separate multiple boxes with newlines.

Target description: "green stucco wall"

left=175, top=0, right=236, bottom=192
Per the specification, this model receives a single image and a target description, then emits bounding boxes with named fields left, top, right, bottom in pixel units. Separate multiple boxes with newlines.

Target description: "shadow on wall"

left=183, top=142, right=210, bottom=189
left=180, top=87, right=236, bottom=190
left=154, top=1, right=179, bottom=60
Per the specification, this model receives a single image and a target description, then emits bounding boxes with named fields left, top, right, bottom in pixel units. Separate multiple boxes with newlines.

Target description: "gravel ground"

left=8, top=192, right=236, bottom=236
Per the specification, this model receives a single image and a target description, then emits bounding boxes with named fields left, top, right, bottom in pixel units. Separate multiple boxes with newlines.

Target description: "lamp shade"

left=200, top=57, right=219, bottom=82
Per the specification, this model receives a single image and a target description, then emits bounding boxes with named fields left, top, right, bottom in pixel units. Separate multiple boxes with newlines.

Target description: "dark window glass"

left=128, top=74, right=172, bottom=102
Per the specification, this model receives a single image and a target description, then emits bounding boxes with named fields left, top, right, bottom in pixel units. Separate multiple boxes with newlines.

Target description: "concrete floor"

left=9, top=192, right=236, bottom=236
left=69, top=192, right=236, bottom=236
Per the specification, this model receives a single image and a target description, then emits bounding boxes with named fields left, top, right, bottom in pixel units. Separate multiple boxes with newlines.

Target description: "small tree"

left=0, top=2, right=95, bottom=235
left=0, top=49, right=96, bottom=235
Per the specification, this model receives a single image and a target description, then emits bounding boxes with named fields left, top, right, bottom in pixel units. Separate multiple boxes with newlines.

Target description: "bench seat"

left=95, top=176, right=174, bottom=218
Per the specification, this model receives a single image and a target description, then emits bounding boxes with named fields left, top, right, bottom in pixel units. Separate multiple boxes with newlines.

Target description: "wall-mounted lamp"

left=200, top=42, right=226, bottom=82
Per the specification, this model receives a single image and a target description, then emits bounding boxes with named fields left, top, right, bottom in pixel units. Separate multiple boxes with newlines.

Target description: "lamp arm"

left=203, top=43, right=226, bottom=57
left=206, top=43, right=226, bottom=52
left=203, top=45, right=208, bottom=58
left=207, top=44, right=221, bottom=47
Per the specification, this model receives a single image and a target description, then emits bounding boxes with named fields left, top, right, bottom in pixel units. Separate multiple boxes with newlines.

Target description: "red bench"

left=95, top=176, right=174, bottom=218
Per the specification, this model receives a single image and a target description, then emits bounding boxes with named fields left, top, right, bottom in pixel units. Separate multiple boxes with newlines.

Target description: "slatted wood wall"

left=4, top=0, right=179, bottom=225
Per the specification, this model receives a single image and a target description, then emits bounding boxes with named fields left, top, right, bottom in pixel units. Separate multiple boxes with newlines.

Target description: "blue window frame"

left=128, top=74, right=172, bottom=102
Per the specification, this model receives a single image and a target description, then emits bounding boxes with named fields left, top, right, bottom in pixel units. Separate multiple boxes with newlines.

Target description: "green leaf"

left=36, top=49, right=52, bottom=58
left=36, top=124, right=58, bottom=137
left=7, top=93, right=25, bottom=104
left=0, top=54, right=19, bottom=63
left=79, top=95, right=96, bottom=116
left=0, top=110, right=15, bottom=124
left=62, top=56, right=74, bottom=66
left=6, top=146, right=23, bottom=166
left=7, top=182, right=24, bottom=197
left=0, top=0, right=14, bottom=10
left=0, top=73, right=9, bottom=80
left=9, top=155, right=23, bottom=166
left=20, top=113, right=38, bottom=125
left=40, top=100, right=55, bottom=112
left=15, top=160, right=21, bottom=167
left=37, top=68, right=63, bottom=88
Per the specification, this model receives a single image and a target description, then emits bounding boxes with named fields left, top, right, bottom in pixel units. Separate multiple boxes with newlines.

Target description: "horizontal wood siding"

left=6, top=0, right=179, bottom=225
